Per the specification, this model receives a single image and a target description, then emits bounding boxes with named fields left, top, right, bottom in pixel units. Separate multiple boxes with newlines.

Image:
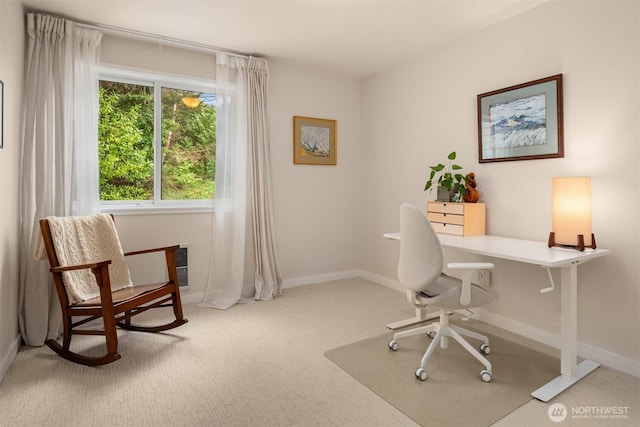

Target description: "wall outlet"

left=477, top=270, right=491, bottom=286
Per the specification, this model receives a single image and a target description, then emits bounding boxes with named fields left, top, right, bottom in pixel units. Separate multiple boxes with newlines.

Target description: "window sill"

left=99, top=204, right=224, bottom=216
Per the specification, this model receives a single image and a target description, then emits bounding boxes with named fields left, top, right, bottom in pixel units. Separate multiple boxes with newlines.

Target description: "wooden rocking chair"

left=38, top=213, right=188, bottom=366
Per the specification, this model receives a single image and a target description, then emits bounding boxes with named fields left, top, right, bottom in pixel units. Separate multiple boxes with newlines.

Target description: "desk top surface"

left=383, top=232, right=611, bottom=267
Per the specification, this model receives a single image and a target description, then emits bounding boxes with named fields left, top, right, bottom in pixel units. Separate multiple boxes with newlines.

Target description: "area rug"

left=325, top=325, right=559, bottom=426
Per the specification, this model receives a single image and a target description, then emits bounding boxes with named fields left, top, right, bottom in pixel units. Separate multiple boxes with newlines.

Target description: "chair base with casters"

left=38, top=214, right=188, bottom=366
left=388, top=307, right=492, bottom=382
left=389, top=203, right=496, bottom=382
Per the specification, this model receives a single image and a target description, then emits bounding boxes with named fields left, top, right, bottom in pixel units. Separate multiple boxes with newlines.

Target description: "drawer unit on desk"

left=426, top=202, right=486, bottom=236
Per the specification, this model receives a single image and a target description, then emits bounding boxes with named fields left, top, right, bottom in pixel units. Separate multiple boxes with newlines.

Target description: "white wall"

left=359, top=0, right=639, bottom=373
left=268, top=61, right=361, bottom=286
left=0, top=0, right=24, bottom=381
left=111, top=61, right=362, bottom=300
left=3, top=0, right=637, bottom=381
left=100, top=35, right=216, bottom=79
left=113, top=213, right=213, bottom=304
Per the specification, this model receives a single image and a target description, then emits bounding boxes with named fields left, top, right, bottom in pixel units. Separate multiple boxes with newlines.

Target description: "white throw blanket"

left=36, top=213, right=133, bottom=303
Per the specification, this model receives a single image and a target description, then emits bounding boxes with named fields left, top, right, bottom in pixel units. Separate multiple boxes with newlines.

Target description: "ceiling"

left=21, top=0, right=548, bottom=79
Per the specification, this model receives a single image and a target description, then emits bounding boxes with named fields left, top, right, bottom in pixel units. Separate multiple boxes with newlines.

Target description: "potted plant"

left=424, top=151, right=467, bottom=202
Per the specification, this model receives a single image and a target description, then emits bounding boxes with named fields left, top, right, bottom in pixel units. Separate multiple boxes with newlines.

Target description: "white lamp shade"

left=552, top=177, right=592, bottom=246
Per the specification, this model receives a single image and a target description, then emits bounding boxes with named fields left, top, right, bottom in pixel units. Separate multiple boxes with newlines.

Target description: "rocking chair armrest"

left=124, top=245, right=180, bottom=285
left=50, top=260, right=112, bottom=273
left=123, top=244, right=180, bottom=257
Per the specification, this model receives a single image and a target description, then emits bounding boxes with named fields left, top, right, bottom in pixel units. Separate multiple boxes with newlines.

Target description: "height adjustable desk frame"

left=383, top=232, right=611, bottom=402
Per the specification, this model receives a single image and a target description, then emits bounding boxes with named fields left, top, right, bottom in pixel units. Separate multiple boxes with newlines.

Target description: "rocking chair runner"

left=38, top=213, right=188, bottom=366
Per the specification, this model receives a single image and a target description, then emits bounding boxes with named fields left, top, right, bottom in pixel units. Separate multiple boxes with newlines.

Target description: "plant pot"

left=436, top=186, right=452, bottom=202
left=436, top=186, right=464, bottom=202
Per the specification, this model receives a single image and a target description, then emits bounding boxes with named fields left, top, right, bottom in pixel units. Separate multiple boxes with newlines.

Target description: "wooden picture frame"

left=293, top=116, right=337, bottom=165
left=477, top=74, right=563, bottom=163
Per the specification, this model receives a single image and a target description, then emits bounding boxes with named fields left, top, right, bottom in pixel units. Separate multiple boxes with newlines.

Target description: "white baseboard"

left=187, top=269, right=640, bottom=377
left=362, top=270, right=640, bottom=378
left=281, top=270, right=361, bottom=289
left=183, top=271, right=362, bottom=305
left=357, top=269, right=404, bottom=293
left=471, top=307, right=640, bottom=378
left=0, top=336, right=21, bottom=385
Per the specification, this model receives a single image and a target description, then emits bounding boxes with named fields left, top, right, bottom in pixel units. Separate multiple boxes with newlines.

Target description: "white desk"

left=383, top=232, right=611, bottom=402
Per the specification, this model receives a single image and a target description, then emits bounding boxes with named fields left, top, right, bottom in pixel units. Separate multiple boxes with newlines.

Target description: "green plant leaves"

left=424, top=151, right=467, bottom=194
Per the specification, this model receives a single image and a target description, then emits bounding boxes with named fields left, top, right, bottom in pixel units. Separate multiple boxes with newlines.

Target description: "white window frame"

left=98, top=66, right=223, bottom=215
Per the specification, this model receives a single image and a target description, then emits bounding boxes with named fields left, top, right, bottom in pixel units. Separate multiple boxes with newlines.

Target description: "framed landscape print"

left=477, top=74, right=563, bottom=163
left=293, top=116, right=337, bottom=165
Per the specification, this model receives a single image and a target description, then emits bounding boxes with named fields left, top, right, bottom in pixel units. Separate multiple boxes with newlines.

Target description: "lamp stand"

left=548, top=232, right=597, bottom=251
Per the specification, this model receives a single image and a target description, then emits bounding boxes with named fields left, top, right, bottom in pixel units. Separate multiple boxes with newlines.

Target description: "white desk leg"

left=531, top=264, right=600, bottom=402
left=561, top=265, right=578, bottom=379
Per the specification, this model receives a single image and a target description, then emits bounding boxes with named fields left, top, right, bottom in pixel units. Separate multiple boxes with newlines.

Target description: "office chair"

left=388, top=203, right=495, bottom=382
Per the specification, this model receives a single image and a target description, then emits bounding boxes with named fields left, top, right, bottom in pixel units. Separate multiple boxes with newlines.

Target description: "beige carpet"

left=0, top=280, right=424, bottom=427
left=2, top=279, right=637, bottom=426
left=325, top=322, right=560, bottom=427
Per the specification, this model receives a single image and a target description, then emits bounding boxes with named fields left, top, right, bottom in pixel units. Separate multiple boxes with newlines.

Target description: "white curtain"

left=246, top=57, right=282, bottom=301
left=72, top=26, right=102, bottom=214
left=200, top=54, right=282, bottom=309
left=18, top=13, right=102, bottom=346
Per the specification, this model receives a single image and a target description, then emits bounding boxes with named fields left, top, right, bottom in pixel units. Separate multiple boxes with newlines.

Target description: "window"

left=98, top=68, right=217, bottom=211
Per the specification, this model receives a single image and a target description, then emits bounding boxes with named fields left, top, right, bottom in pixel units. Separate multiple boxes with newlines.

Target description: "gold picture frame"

left=293, top=116, right=337, bottom=165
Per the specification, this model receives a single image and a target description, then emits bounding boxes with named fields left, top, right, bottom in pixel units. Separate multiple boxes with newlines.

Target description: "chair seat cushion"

left=74, top=283, right=169, bottom=307
left=418, top=274, right=493, bottom=310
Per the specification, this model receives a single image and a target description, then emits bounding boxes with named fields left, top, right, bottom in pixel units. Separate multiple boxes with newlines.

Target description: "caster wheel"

left=427, top=331, right=436, bottom=339
left=416, top=368, right=428, bottom=381
left=480, top=343, right=491, bottom=355
left=388, top=340, right=399, bottom=351
left=480, top=369, right=492, bottom=383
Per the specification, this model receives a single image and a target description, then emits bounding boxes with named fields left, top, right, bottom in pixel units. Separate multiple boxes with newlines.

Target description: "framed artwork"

left=293, top=116, right=337, bottom=165
left=0, top=80, right=3, bottom=149
left=477, top=74, right=563, bottom=163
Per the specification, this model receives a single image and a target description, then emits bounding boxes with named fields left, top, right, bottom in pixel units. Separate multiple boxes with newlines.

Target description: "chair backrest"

left=398, top=203, right=444, bottom=292
left=40, top=213, right=133, bottom=303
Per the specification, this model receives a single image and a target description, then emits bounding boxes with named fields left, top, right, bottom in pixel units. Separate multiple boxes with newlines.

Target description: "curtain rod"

left=75, top=21, right=250, bottom=60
